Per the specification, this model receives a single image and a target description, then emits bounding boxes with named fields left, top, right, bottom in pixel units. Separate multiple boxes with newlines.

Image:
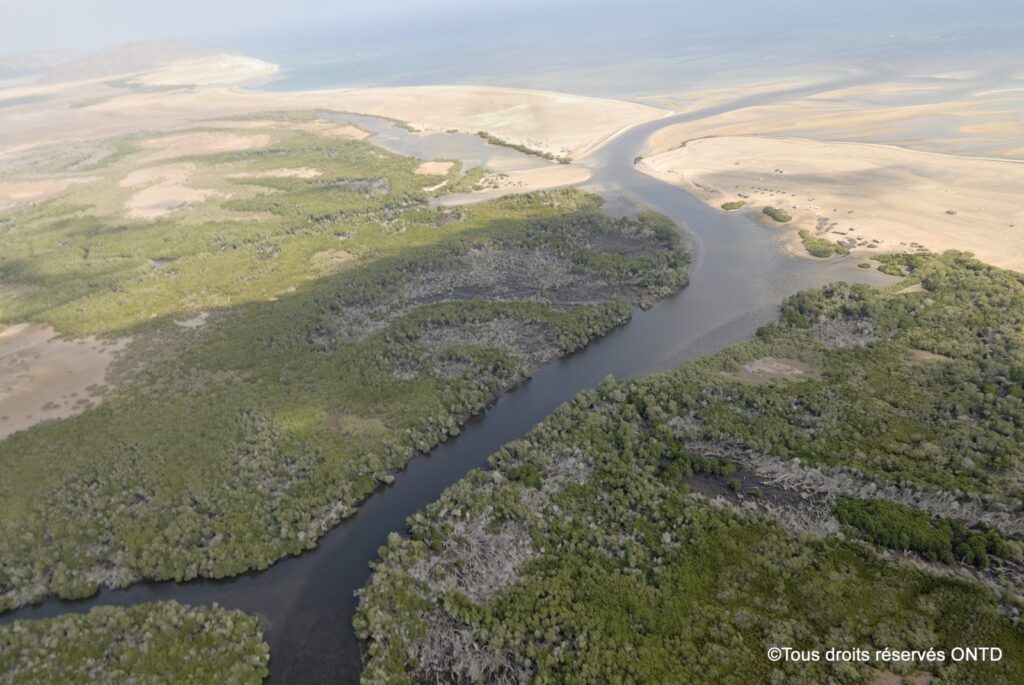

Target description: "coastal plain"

left=639, top=136, right=1024, bottom=270
left=2, top=42, right=1024, bottom=685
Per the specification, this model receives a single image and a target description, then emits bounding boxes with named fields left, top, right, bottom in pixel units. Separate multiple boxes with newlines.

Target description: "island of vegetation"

left=720, top=200, right=745, bottom=211
left=799, top=228, right=851, bottom=258
left=0, top=115, right=688, bottom=617
left=762, top=205, right=792, bottom=223
left=0, top=601, right=268, bottom=683
left=356, top=252, right=1024, bottom=684
left=476, top=131, right=572, bottom=164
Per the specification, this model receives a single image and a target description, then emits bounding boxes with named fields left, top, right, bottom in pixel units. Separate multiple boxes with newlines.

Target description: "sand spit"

left=130, top=53, right=279, bottom=87
left=433, top=164, right=592, bottom=207
left=298, top=86, right=666, bottom=160
left=0, top=323, right=128, bottom=439
left=0, top=61, right=668, bottom=164
left=639, top=136, right=1024, bottom=271
left=645, top=79, right=1024, bottom=162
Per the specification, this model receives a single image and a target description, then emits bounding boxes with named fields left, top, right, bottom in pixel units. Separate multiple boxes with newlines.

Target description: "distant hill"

left=38, top=41, right=215, bottom=83
left=0, top=49, right=84, bottom=79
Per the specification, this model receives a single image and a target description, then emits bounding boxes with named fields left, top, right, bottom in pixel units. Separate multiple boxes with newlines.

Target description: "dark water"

left=0, top=106, right=892, bottom=683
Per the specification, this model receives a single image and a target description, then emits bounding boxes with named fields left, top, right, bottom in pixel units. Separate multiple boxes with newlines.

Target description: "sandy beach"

left=0, top=56, right=667, bottom=163
left=644, top=76, right=1024, bottom=161
left=639, top=135, right=1024, bottom=270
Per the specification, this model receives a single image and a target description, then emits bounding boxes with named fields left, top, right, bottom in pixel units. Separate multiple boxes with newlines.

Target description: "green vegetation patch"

left=476, top=131, right=571, bottom=164
left=0, top=121, right=689, bottom=611
left=721, top=200, right=746, bottom=211
left=762, top=205, right=792, bottom=223
left=357, top=252, right=1024, bottom=684
left=835, top=498, right=1022, bottom=568
left=799, top=229, right=850, bottom=258
left=0, top=601, right=268, bottom=684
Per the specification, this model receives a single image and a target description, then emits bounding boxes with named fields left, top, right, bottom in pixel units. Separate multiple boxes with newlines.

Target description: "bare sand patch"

left=639, top=136, right=1024, bottom=271
left=415, top=161, right=454, bottom=176
left=126, top=184, right=218, bottom=219
left=726, top=357, right=811, bottom=384
left=490, top=164, right=591, bottom=192
left=907, top=349, right=951, bottom=365
left=119, top=161, right=224, bottom=219
left=119, top=162, right=196, bottom=187
left=137, top=131, right=271, bottom=161
left=896, top=283, right=926, bottom=295
left=0, top=323, right=128, bottom=440
left=229, top=166, right=322, bottom=179
left=0, top=176, right=99, bottom=207
left=434, top=164, right=591, bottom=207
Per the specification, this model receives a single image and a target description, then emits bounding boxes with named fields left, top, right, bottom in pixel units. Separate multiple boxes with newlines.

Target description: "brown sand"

left=639, top=136, right=1024, bottom=270
left=137, top=131, right=271, bottom=161
left=433, top=164, right=592, bottom=207
left=727, top=357, right=811, bottom=384
left=414, top=161, right=454, bottom=176
left=0, top=324, right=128, bottom=439
left=0, top=65, right=667, bottom=164
left=0, top=176, right=100, bottom=208
left=228, top=167, right=323, bottom=179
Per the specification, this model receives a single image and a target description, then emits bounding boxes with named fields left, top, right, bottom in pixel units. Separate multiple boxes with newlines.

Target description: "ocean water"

left=228, top=0, right=1024, bottom=98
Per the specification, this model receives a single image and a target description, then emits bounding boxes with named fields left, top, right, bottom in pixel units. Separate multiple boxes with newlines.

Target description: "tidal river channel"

left=0, top=96, right=892, bottom=683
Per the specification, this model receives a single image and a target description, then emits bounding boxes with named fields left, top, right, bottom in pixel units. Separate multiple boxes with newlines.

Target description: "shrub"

left=762, top=206, right=792, bottom=223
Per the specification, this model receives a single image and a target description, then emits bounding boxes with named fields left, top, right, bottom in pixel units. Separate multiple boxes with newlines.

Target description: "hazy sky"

left=0, top=0, right=523, bottom=54
left=2, top=0, right=1022, bottom=63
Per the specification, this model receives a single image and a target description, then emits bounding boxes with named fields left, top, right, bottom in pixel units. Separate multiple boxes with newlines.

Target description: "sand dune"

left=639, top=136, right=1024, bottom=270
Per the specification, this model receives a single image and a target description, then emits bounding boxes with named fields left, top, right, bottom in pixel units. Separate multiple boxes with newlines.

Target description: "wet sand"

left=0, top=324, right=127, bottom=439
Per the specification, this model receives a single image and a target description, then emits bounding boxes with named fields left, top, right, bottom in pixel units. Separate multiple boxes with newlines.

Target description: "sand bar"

left=639, top=136, right=1024, bottom=270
